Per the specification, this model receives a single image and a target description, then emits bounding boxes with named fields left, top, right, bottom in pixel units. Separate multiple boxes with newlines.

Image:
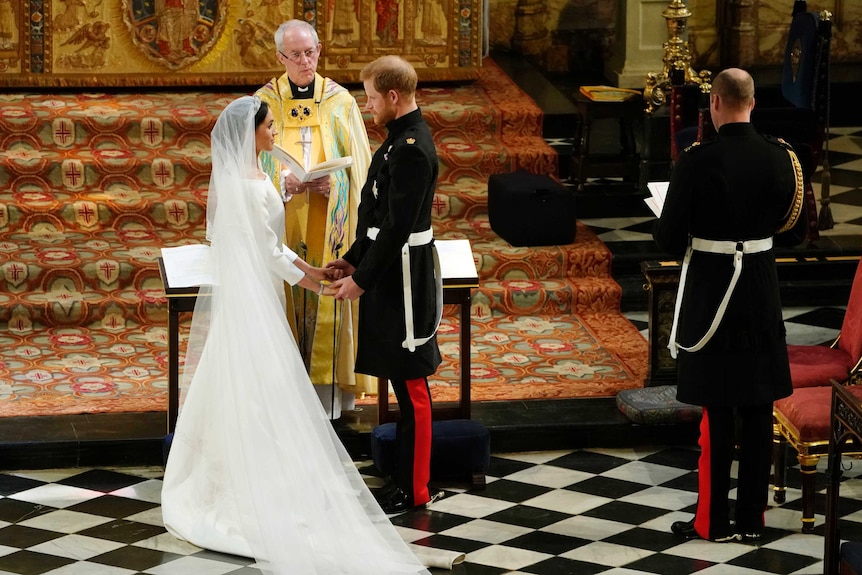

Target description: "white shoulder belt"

left=367, top=226, right=443, bottom=352
left=668, top=237, right=773, bottom=359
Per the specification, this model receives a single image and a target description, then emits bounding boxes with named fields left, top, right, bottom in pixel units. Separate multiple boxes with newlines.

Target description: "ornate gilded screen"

left=0, top=0, right=481, bottom=88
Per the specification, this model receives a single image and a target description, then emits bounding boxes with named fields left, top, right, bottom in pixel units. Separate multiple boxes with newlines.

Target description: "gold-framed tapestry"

left=0, top=0, right=481, bottom=88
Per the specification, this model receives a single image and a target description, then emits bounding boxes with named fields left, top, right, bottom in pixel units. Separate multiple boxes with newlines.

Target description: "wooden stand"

left=825, top=382, right=862, bottom=575
left=640, top=260, right=681, bottom=387
left=570, top=93, right=643, bottom=192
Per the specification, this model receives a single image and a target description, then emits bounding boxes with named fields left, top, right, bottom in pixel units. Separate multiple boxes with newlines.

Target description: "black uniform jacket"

left=343, top=108, right=442, bottom=380
left=654, top=122, right=805, bottom=407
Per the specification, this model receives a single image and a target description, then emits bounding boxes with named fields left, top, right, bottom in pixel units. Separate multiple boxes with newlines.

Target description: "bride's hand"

left=306, top=265, right=344, bottom=282
left=318, top=283, right=338, bottom=297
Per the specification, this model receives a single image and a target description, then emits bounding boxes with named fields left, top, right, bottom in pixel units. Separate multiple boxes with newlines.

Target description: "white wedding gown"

left=161, top=170, right=429, bottom=575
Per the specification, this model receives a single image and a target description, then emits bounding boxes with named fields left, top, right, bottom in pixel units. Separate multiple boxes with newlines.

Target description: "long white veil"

left=164, top=95, right=429, bottom=575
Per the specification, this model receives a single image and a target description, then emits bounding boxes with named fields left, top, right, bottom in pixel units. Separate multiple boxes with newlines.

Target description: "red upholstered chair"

left=772, top=258, right=862, bottom=532
left=773, top=386, right=845, bottom=533
left=787, top=257, right=862, bottom=389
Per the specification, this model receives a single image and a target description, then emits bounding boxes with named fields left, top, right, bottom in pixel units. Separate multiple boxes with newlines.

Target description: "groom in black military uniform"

left=329, top=55, right=441, bottom=514
left=655, top=68, right=805, bottom=542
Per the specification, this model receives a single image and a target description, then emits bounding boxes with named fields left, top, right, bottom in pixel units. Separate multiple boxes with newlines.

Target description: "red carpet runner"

left=0, top=59, right=646, bottom=417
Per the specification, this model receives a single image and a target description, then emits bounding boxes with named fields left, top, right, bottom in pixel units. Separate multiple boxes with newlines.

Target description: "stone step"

left=472, top=277, right=622, bottom=316
left=2, top=88, right=544, bottom=154
left=0, top=144, right=212, bottom=187
left=0, top=94, right=228, bottom=150
left=0, top=230, right=206, bottom=327
left=1, top=136, right=552, bottom=187
left=435, top=218, right=611, bottom=281
left=0, top=180, right=208, bottom=234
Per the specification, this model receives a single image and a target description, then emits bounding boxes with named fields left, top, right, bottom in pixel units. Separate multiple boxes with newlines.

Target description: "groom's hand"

left=326, top=258, right=355, bottom=279
left=332, top=276, right=364, bottom=301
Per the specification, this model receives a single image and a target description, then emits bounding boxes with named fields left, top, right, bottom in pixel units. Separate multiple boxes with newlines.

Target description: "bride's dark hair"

left=254, top=99, right=270, bottom=129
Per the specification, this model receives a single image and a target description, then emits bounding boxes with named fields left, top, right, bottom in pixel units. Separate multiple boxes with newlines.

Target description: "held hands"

left=308, top=259, right=355, bottom=297
left=325, top=259, right=363, bottom=301
left=330, top=276, right=364, bottom=301
left=282, top=172, right=332, bottom=199
left=304, top=265, right=342, bottom=282
left=325, top=258, right=354, bottom=277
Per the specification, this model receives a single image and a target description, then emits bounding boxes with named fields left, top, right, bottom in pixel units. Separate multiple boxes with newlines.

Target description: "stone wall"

left=489, top=0, right=861, bottom=82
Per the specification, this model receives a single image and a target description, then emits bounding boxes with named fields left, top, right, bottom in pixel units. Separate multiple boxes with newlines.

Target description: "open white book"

left=644, top=181, right=670, bottom=218
left=270, top=144, right=352, bottom=183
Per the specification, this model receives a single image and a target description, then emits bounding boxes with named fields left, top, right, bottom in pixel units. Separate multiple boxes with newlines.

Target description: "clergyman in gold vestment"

left=256, top=19, right=373, bottom=418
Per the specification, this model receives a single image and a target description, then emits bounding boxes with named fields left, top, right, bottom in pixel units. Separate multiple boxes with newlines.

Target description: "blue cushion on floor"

left=616, top=385, right=702, bottom=425
left=371, top=419, right=491, bottom=484
left=842, top=541, right=862, bottom=574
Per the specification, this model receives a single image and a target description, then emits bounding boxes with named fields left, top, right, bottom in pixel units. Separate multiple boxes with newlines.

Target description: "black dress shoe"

left=738, top=531, right=762, bottom=543
left=671, top=520, right=700, bottom=540
left=372, top=478, right=399, bottom=502
left=671, top=520, right=740, bottom=542
left=379, top=488, right=414, bottom=514
left=379, top=488, right=445, bottom=514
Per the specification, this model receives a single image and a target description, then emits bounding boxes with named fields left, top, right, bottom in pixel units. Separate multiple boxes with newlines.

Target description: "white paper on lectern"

left=161, top=244, right=213, bottom=287
left=435, top=239, right=478, bottom=281
left=645, top=181, right=670, bottom=217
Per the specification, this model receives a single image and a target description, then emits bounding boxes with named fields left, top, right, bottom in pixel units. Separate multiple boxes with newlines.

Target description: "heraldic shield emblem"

left=122, top=0, right=227, bottom=70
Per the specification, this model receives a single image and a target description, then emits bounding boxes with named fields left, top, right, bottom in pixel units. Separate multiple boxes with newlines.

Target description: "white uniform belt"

left=366, top=227, right=433, bottom=247
left=668, top=236, right=773, bottom=359
left=366, top=226, right=442, bottom=352
left=691, top=237, right=773, bottom=255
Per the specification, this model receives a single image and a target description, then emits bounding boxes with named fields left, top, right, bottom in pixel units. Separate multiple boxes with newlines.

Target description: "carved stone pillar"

left=512, top=0, right=549, bottom=56
left=721, top=0, right=757, bottom=67
left=606, top=0, right=675, bottom=89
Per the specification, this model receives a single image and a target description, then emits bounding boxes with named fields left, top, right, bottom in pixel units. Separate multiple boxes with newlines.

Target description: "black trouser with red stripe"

left=391, top=377, right=432, bottom=506
left=694, top=404, right=773, bottom=539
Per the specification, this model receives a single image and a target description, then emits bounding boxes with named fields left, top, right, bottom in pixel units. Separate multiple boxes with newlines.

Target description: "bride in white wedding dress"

left=161, top=95, right=430, bottom=575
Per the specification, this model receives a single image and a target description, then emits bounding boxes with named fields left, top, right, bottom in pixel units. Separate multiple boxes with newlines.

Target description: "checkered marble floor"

left=2, top=443, right=861, bottom=575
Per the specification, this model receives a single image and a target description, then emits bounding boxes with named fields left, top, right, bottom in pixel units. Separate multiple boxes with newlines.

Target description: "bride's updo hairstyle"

left=254, top=99, right=270, bottom=130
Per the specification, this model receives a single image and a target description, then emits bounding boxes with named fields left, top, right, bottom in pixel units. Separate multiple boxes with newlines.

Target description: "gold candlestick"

left=644, top=0, right=711, bottom=114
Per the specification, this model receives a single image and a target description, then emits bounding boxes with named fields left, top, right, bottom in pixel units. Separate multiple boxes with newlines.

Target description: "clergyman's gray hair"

left=274, top=20, right=319, bottom=53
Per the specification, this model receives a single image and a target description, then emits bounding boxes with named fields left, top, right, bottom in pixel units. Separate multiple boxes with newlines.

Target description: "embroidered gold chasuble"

left=256, top=73, right=373, bottom=395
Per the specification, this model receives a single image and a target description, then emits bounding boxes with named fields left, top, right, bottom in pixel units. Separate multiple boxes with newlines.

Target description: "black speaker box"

left=488, top=171, right=576, bottom=247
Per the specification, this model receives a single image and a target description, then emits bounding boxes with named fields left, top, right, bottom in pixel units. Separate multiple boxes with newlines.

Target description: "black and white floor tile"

left=2, top=445, right=860, bottom=575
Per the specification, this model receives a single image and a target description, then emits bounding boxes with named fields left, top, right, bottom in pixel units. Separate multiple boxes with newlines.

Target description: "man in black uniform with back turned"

left=330, top=55, right=441, bottom=514
left=655, top=68, right=805, bottom=542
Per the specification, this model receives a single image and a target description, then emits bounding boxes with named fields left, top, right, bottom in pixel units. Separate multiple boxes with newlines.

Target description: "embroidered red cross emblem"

left=55, top=121, right=72, bottom=145
left=77, top=203, right=95, bottom=223
left=432, top=195, right=446, bottom=216
left=168, top=202, right=185, bottom=222
left=64, top=162, right=82, bottom=187
left=154, top=161, right=172, bottom=186
left=7, top=263, right=24, bottom=281
left=99, top=261, right=117, bottom=280
left=144, top=120, right=160, bottom=145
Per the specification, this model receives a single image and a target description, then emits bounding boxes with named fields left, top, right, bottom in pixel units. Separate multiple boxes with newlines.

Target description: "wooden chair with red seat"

left=772, top=257, right=862, bottom=532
